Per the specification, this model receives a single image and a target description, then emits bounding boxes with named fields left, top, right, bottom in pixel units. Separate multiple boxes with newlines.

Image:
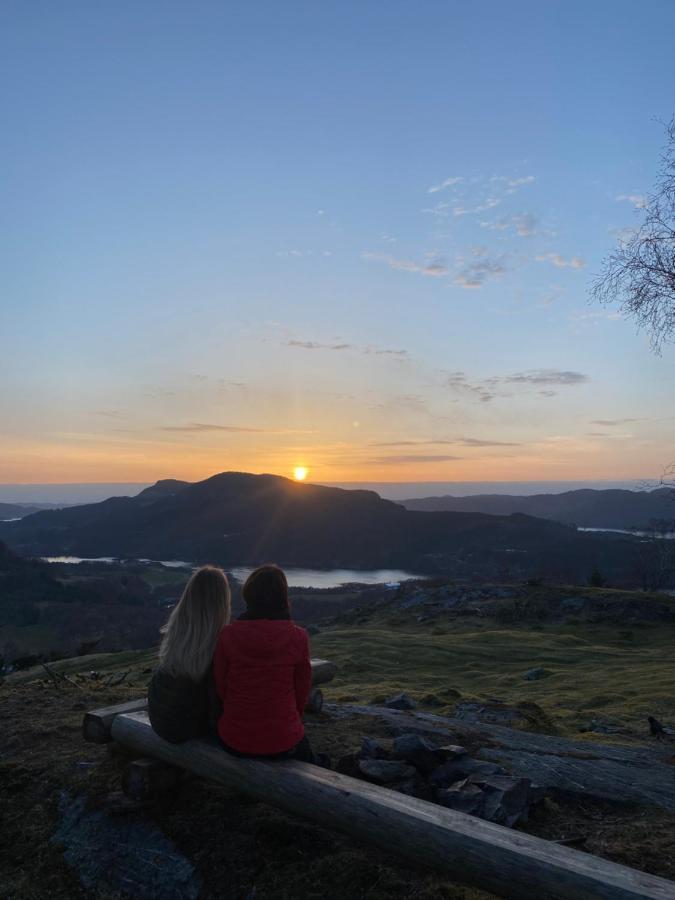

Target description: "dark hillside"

left=402, top=487, right=675, bottom=530
left=0, top=472, right=660, bottom=586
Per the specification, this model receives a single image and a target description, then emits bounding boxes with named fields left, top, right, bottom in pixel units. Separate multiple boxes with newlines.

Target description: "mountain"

left=0, top=471, right=659, bottom=586
left=401, top=488, right=675, bottom=530
left=0, top=502, right=44, bottom=520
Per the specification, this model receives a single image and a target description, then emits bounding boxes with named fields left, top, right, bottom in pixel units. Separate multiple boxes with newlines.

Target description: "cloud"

left=480, top=213, right=540, bottom=237
left=371, top=437, right=519, bottom=448
left=364, top=346, right=409, bottom=358
left=369, top=454, right=463, bottom=465
left=159, top=423, right=267, bottom=433
left=286, top=337, right=409, bottom=358
left=159, top=423, right=315, bottom=434
left=445, top=371, right=497, bottom=403
left=536, top=252, right=585, bottom=269
left=428, top=176, right=463, bottom=194
left=506, top=175, right=536, bottom=190
left=590, top=418, right=638, bottom=426
left=362, top=251, right=448, bottom=277
left=504, top=369, right=588, bottom=386
left=455, top=256, right=508, bottom=289
left=539, top=390, right=557, bottom=397
left=89, top=409, right=121, bottom=418
left=615, top=194, right=647, bottom=209
left=286, top=339, right=353, bottom=351
left=453, top=198, right=501, bottom=217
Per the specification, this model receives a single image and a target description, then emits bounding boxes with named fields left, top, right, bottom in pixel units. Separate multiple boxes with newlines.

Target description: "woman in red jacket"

left=212, top=564, right=318, bottom=762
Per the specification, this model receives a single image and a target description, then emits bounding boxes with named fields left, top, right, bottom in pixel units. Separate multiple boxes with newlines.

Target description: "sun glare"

left=293, top=466, right=309, bottom=481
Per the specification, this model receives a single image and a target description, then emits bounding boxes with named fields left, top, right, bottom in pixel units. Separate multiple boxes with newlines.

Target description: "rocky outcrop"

left=339, top=731, right=543, bottom=827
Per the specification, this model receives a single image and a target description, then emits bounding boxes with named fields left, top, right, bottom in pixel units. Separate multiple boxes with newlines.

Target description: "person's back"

left=148, top=565, right=231, bottom=743
left=214, top=617, right=309, bottom=754
left=213, top=564, right=313, bottom=758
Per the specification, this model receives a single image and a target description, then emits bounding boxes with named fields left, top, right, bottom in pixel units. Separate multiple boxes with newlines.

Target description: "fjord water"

left=42, top=557, right=420, bottom=588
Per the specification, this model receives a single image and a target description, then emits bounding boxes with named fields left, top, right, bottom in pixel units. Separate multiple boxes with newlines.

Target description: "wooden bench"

left=83, top=657, right=336, bottom=743
left=82, top=660, right=675, bottom=900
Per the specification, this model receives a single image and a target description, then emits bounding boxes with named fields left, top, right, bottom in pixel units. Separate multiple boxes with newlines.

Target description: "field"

left=313, top=617, right=675, bottom=738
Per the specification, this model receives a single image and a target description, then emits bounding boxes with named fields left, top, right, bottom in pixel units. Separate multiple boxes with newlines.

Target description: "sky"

left=2, top=0, right=674, bottom=486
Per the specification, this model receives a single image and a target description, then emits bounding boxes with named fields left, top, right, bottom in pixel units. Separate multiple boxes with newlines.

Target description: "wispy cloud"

left=535, top=252, right=585, bottom=269
left=369, top=454, right=463, bottom=465
left=428, top=176, right=463, bottom=194
left=362, top=251, right=448, bottom=277
left=615, top=193, right=647, bottom=209
left=286, top=339, right=353, bottom=351
left=590, top=418, right=639, bottom=426
left=285, top=337, right=409, bottom=358
left=454, top=255, right=508, bottom=289
left=481, top=213, right=540, bottom=237
left=159, top=423, right=315, bottom=434
left=504, top=369, right=588, bottom=386
left=371, top=437, right=520, bottom=448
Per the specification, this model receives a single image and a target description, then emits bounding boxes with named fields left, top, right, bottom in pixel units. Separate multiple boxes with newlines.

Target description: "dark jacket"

left=148, top=665, right=221, bottom=744
left=213, top=619, right=312, bottom=755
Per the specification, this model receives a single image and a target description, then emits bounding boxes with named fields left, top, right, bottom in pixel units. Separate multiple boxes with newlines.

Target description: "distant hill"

left=0, top=471, right=664, bottom=587
left=0, top=502, right=44, bottom=520
left=401, top=488, right=675, bottom=530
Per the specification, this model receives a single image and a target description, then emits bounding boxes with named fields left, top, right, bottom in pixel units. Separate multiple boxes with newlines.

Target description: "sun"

left=293, top=466, right=309, bottom=482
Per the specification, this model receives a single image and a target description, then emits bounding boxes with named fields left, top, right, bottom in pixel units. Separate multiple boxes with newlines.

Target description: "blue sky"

left=1, top=0, right=674, bottom=484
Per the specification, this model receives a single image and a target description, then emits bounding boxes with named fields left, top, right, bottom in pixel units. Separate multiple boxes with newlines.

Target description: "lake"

left=41, top=557, right=421, bottom=588
left=578, top=527, right=675, bottom=539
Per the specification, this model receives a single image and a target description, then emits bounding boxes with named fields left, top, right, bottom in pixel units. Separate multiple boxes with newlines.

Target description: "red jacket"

left=212, top=619, right=312, bottom=755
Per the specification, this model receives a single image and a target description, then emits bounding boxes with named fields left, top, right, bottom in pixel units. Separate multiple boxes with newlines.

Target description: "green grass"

left=312, top=618, right=675, bottom=737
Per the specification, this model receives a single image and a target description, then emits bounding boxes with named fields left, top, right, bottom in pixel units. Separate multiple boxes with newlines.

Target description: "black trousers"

left=219, top=734, right=318, bottom=764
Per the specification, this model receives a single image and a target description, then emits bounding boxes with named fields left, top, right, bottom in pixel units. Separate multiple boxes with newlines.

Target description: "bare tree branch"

left=592, top=118, right=675, bottom=352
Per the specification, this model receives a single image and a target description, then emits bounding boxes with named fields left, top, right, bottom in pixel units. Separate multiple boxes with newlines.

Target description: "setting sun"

left=293, top=466, right=309, bottom=482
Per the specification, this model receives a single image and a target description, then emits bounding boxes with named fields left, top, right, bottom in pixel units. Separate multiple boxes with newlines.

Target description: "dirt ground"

left=1, top=678, right=674, bottom=900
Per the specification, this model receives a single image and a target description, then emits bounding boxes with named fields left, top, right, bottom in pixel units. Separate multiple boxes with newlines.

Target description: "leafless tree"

left=592, top=118, right=675, bottom=352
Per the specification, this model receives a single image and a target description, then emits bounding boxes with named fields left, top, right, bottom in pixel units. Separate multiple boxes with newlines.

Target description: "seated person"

left=148, top=565, right=230, bottom=743
left=213, top=564, right=318, bottom=762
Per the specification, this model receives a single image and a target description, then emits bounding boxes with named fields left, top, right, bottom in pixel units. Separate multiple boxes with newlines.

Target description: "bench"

left=83, top=657, right=336, bottom=743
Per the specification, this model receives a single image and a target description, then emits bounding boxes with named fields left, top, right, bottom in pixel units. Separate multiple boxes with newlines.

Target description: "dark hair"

left=242, top=564, right=290, bottom=619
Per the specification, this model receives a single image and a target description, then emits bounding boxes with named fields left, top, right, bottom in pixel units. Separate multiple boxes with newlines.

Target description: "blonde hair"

left=159, top=565, right=231, bottom=681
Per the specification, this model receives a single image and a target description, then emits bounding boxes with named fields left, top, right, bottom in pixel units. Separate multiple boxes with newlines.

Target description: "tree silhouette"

left=592, top=118, right=675, bottom=351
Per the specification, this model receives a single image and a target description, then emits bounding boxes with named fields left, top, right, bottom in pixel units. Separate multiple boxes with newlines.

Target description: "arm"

left=212, top=632, right=228, bottom=703
left=293, top=630, right=312, bottom=717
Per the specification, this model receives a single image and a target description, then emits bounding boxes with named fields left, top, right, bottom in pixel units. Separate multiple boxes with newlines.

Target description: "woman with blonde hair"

left=148, top=565, right=231, bottom=743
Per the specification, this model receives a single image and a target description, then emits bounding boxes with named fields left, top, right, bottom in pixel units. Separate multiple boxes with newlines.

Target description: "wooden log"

left=83, top=698, right=149, bottom=743
left=309, top=658, right=337, bottom=686
left=111, top=711, right=675, bottom=900
left=83, top=658, right=336, bottom=743
left=306, top=687, right=323, bottom=714
left=122, top=757, right=182, bottom=800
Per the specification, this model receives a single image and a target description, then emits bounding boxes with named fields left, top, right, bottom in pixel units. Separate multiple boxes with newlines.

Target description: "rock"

left=52, top=793, right=200, bottom=898
left=420, top=693, right=444, bottom=707
left=523, top=668, right=551, bottom=681
left=357, top=759, right=417, bottom=784
left=335, top=753, right=361, bottom=777
left=467, top=774, right=537, bottom=827
left=384, top=693, right=417, bottom=711
left=436, top=744, right=468, bottom=761
left=437, top=782, right=485, bottom=815
left=359, top=737, right=389, bottom=760
left=392, top=733, right=441, bottom=775
left=430, top=757, right=504, bottom=789
left=393, top=776, right=437, bottom=802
